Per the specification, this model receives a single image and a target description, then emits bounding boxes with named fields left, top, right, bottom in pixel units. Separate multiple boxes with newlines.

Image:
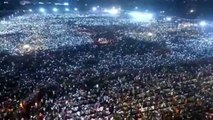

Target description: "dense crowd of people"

left=0, top=13, right=213, bottom=119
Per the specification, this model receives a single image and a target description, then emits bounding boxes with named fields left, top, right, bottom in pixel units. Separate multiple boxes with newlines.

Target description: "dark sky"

left=1, top=0, right=213, bottom=17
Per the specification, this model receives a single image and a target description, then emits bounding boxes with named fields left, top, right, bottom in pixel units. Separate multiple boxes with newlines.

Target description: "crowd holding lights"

left=0, top=9, right=213, bottom=119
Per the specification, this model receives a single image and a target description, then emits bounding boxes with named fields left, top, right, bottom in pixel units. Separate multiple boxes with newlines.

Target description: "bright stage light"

left=166, top=17, right=172, bottom=21
left=199, top=21, right=207, bottom=27
left=65, top=8, right=70, bottom=12
left=147, top=32, right=153, bottom=36
left=92, top=7, right=97, bottom=12
left=28, top=9, right=33, bottom=12
left=105, top=7, right=120, bottom=15
left=129, top=11, right=154, bottom=22
left=64, top=2, right=69, bottom=6
left=39, top=8, right=45, bottom=13
left=23, top=44, right=31, bottom=49
left=190, top=9, right=195, bottom=13
left=74, top=8, right=78, bottom=11
left=53, top=8, right=58, bottom=12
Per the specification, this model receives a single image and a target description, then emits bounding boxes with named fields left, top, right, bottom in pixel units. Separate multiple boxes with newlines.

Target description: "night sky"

left=1, top=0, right=213, bottom=19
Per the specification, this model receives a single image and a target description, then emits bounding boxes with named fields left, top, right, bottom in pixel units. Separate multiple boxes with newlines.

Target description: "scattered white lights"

left=53, top=8, right=58, bottom=12
left=92, top=7, right=97, bottom=12
left=166, top=17, right=172, bottom=21
left=129, top=11, right=154, bottom=22
left=199, top=21, right=207, bottom=27
left=39, top=8, right=46, bottom=13
left=28, top=9, right=33, bottom=12
left=134, top=6, right=138, bottom=10
left=65, top=8, right=70, bottom=12
left=74, top=8, right=78, bottom=11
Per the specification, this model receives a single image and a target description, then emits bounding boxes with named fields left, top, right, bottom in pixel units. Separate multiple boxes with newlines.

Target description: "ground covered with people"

left=0, top=13, right=213, bottom=119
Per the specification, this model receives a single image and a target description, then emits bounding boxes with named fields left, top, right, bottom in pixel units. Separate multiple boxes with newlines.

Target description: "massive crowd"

left=0, top=13, right=213, bottom=119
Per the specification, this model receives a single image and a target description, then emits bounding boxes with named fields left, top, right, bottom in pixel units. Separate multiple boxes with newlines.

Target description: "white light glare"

left=74, top=8, right=78, bottom=11
left=166, top=17, right=172, bottom=21
left=65, top=8, right=70, bottom=12
left=190, top=9, right=195, bottom=13
left=28, top=9, right=33, bottom=12
left=53, top=8, right=58, bottom=12
left=39, top=8, right=45, bottom=13
left=199, top=21, right=207, bottom=27
left=64, top=2, right=69, bottom=6
left=129, top=11, right=153, bottom=22
left=147, top=32, right=153, bottom=36
left=23, top=44, right=31, bottom=49
left=38, top=2, right=44, bottom=5
left=106, top=7, right=120, bottom=15
left=92, top=7, right=97, bottom=12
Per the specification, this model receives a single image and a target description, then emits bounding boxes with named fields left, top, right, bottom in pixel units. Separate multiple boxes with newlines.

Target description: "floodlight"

left=65, top=8, right=70, bottom=12
left=147, top=32, right=153, bottom=36
left=92, top=7, right=97, bottom=12
left=129, top=11, right=153, bottom=22
left=39, top=8, right=45, bottom=13
left=28, top=9, right=33, bottom=12
left=23, top=44, right=31, bottom=49
left=74, top=8, right=78, bottom=11
left=38, top=2, right=44, bottom=5
left=64, top=2, right=69, bottom=6
left=190, top=9, right=195, bottom=13
left=107, top=7, right=120, bottom=15
left=166, top=17, right=172, bottom=21
left=53, top=8, right=58, bottom=12
left=199, top=21, right=207, bottom=27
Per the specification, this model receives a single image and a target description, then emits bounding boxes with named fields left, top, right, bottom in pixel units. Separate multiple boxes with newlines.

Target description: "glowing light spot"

left=105, top=7, right=120, bottom=15
left=53, top=8, right=58, bottom=12
left=39, top=8, right=45, bottom=13
left=28, top=9, right=33, bottom=12
left=199, top=21, right=207, bottom=27
left=166, top=17, right=172, bottom=21
left=147, top=32, right=153, bottom=36
left=92, top=7, right=97, bottom=12
left=64, top=2, right=69, bottom=6
left=129, top=11, right=154, bottom=22
left=74, top=8, right=78, bottom=11
left=65, top=8, right=69, bottom=12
